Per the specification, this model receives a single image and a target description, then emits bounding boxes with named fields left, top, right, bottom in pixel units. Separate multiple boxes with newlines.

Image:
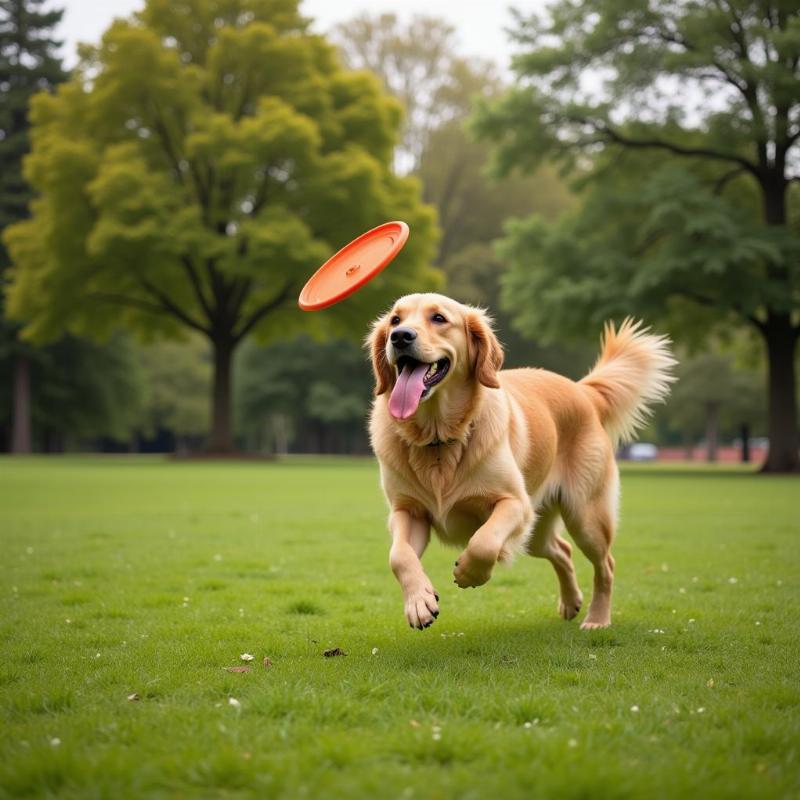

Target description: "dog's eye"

left=431, top=313, right=447, bottom=324
left=390, top=315, right=401, bottom=326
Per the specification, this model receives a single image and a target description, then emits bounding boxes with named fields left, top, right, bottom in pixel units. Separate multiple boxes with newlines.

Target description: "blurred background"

left=1, top=0, right=797, bottom=469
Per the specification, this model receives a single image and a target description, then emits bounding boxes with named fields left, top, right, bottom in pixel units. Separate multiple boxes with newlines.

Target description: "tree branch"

left=232, top=281, right=293, bottom=343
left=675, top=288, right=765, bottom=332
left=597, top=122, right=759, bottom=174
left=136, top=276, right=211, bottom=335
left=179, top=256, right=214, bottom=319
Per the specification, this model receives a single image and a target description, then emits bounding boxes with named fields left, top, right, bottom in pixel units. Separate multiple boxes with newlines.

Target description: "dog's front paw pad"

left=453, top=548, right=495, bottom=588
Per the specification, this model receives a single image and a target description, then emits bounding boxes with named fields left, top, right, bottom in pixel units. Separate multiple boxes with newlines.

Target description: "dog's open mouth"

left=388, top=357, right=451, bottom=420
left=397, top=356, right=450, bottom=389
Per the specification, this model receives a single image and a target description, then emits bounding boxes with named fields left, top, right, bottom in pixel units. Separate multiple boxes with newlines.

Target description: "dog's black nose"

left=390, top=327, right=417, bottom=348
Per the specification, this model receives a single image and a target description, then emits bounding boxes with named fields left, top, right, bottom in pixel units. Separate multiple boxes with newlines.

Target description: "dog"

left=367, top=293, right=675, bottom=630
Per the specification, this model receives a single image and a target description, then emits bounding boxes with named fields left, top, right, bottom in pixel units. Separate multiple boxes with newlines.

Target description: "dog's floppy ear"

left=466, top=309, right=504, bottom=389
left=365, top=316, right=394, bottom=396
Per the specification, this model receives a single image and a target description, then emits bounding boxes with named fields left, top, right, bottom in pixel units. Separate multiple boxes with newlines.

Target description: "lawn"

left=1, top=456, right=798, bottom=799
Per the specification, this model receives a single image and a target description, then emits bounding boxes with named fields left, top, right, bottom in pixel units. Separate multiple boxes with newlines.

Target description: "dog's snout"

left=390, top=327, right=417, bottom=349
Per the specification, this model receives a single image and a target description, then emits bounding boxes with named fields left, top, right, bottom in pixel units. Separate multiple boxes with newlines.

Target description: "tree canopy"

left=3, top=0, right=438, bottom=452
left=475, top=0, right=800, bottom=472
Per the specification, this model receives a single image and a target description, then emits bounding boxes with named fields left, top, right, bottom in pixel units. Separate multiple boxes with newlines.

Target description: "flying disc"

left=298, top=221, right=409, bottom=311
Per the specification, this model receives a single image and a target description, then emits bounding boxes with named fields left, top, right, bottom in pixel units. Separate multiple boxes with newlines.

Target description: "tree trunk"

left=11, top=352, right=32, bottom=454
left=739, top=423, right=750, bottom=464
left=705, top=402, right=719, bottom=463
left=209, top=338, right=235, bottom=453
left=761, top=316, right=799, bottom=473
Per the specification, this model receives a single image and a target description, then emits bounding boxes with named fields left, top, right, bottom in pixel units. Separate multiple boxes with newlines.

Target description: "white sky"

left=55, top=0, right=547, bottom=71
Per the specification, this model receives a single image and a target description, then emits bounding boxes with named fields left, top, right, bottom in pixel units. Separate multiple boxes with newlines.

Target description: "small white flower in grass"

left=588, top=653, right=597, bottom=660
left=12, top=586, right=18, bottom=593
left=65, top=619, right=71, bottom=624
left=777, top=579, right=783, bottom=586
left=688, top=619, right=696, bottom=624
left=239, top=608, right=244, bottom=618
left=524, top=721, right=532, bottom=729
left=706, top=678, right=714, bottom=688
left=213, top=554, right=222, bottom=562
left=26, top=547, right=34, bottom=555
left=630, top=705, right=639, bottom=713
left=679, top=587, right=686, bottom=594
left=50, top=737, right=61, bottom=747
left=692, top=576, right=699, bottom=583
left=240, top=653, right=254, bottom=662
left=228, top=697, right=241, bottom=709
left=568, top=738, right=578, bottom=748
left=95, top=652, right=101, bottom=659
left=371, top=647, right=379, bottom=655
left=697, top=707, right=705, bottom=714
left=728, top=577, right=738, bottom=584
left=755, top=621, right=762, bottom=626
left=660, top=563, right=669, bottom=572
left=183, top=597, right=190, bottom=602
left=432, top=724, right=442, bottom=741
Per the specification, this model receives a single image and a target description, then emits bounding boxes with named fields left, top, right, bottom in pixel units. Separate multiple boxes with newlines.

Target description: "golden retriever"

left=367, top=293, right=675, bottom=630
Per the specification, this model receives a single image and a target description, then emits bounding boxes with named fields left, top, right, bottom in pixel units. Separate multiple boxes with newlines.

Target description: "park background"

left=1, top=2, right=799, bottom=798
left=1, top=0, right=798, bottom=470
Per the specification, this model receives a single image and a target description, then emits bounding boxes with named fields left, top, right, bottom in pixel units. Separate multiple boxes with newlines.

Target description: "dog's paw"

left=558, top=593, right=583, bottom=621
left=404, top=582, right=439, bottom=630
left=453, top=546, right=495, bottom=589
left=580, top=616, right=611, bottom=630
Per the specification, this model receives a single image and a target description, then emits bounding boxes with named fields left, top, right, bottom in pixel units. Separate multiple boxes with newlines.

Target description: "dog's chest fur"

left=405, top=445, right=494, bottom=545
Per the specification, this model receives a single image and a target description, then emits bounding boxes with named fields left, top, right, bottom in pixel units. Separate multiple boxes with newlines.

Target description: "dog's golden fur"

left=367, top=293, right=675, bottom=630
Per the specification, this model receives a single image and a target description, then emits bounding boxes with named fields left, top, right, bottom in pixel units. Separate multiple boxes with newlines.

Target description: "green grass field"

left=1, top=457, right=798, bottom=799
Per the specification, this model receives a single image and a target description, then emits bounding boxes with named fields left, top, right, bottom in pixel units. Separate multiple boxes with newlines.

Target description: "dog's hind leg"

left=526, top=503, right=583, bottom=621
left=560, top=480, right=618, bottom=630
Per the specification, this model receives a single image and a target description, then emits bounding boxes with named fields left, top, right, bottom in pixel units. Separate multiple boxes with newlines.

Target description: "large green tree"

left=3, top=0, right=438, bottom=452
left=0, top=0, right=66, bottom=452
left=475, top=0, right=800, bottom=472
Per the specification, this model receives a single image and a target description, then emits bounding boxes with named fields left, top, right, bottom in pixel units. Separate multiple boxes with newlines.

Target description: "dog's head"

left=366, top=293, right=503, bottom=420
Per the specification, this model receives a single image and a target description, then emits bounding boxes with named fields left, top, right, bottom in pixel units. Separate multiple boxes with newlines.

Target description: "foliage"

left=235, top=335, right=371, bottom=453
left=0, top=0, right=65, bottom=268
left=0, top=334, right=144, bottom=446
left=2, top=0, right=439, bottom=451
left=475, top=0, right=800, bottom=471
left=661, top=350, right=765, bottom=452
left=332, top=13, right=497, bottom=171
left=1, top=457, right=799, bottom=797
left=0, top=0, right=67, bottom=452
left=136, top=337, right=211, bottom=440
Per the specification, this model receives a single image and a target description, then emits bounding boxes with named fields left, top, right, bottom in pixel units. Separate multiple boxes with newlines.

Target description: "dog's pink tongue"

left=389, top=362, right=428, bottom=420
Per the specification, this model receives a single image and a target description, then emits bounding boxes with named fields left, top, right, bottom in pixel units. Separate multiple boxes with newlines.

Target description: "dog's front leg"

left=389, top=508, right=439, bottom=630
left=454, top=496, right=533, bottom=589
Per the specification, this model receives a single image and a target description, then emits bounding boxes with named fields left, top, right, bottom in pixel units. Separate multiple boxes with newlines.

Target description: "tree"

left=136, top=337, right=210, bottom=451
left=3, top=0, right=438, bottom=453
left=665, top=352, right=765, bottom=462
left=475, top=0, right=800, bottom=472
left=335, top=12, right=578, bottom=369
left=0, top=0, right=66, bottom=452
left=0, top=333, right=145, bottom=450
left=332, top=13, right=498, bottom=171
left=235, top=335, right=372, bottom=454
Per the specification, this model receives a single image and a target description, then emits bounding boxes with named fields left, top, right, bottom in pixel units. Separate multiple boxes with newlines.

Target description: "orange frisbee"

left=298, top=221, right=409, bottom=311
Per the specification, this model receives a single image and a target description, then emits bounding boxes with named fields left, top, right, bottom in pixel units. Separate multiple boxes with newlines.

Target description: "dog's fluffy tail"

left=580, top=319, right=676, bottom=446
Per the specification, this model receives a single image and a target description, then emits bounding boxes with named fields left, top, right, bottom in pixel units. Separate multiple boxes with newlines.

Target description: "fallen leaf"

left=127, top=693, right=140, bottom=702
left=225, top=666, right=251, bottom=674
left=323, top=647, right=347, bottom=657
left=263, top=657, right=272, bottom=669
